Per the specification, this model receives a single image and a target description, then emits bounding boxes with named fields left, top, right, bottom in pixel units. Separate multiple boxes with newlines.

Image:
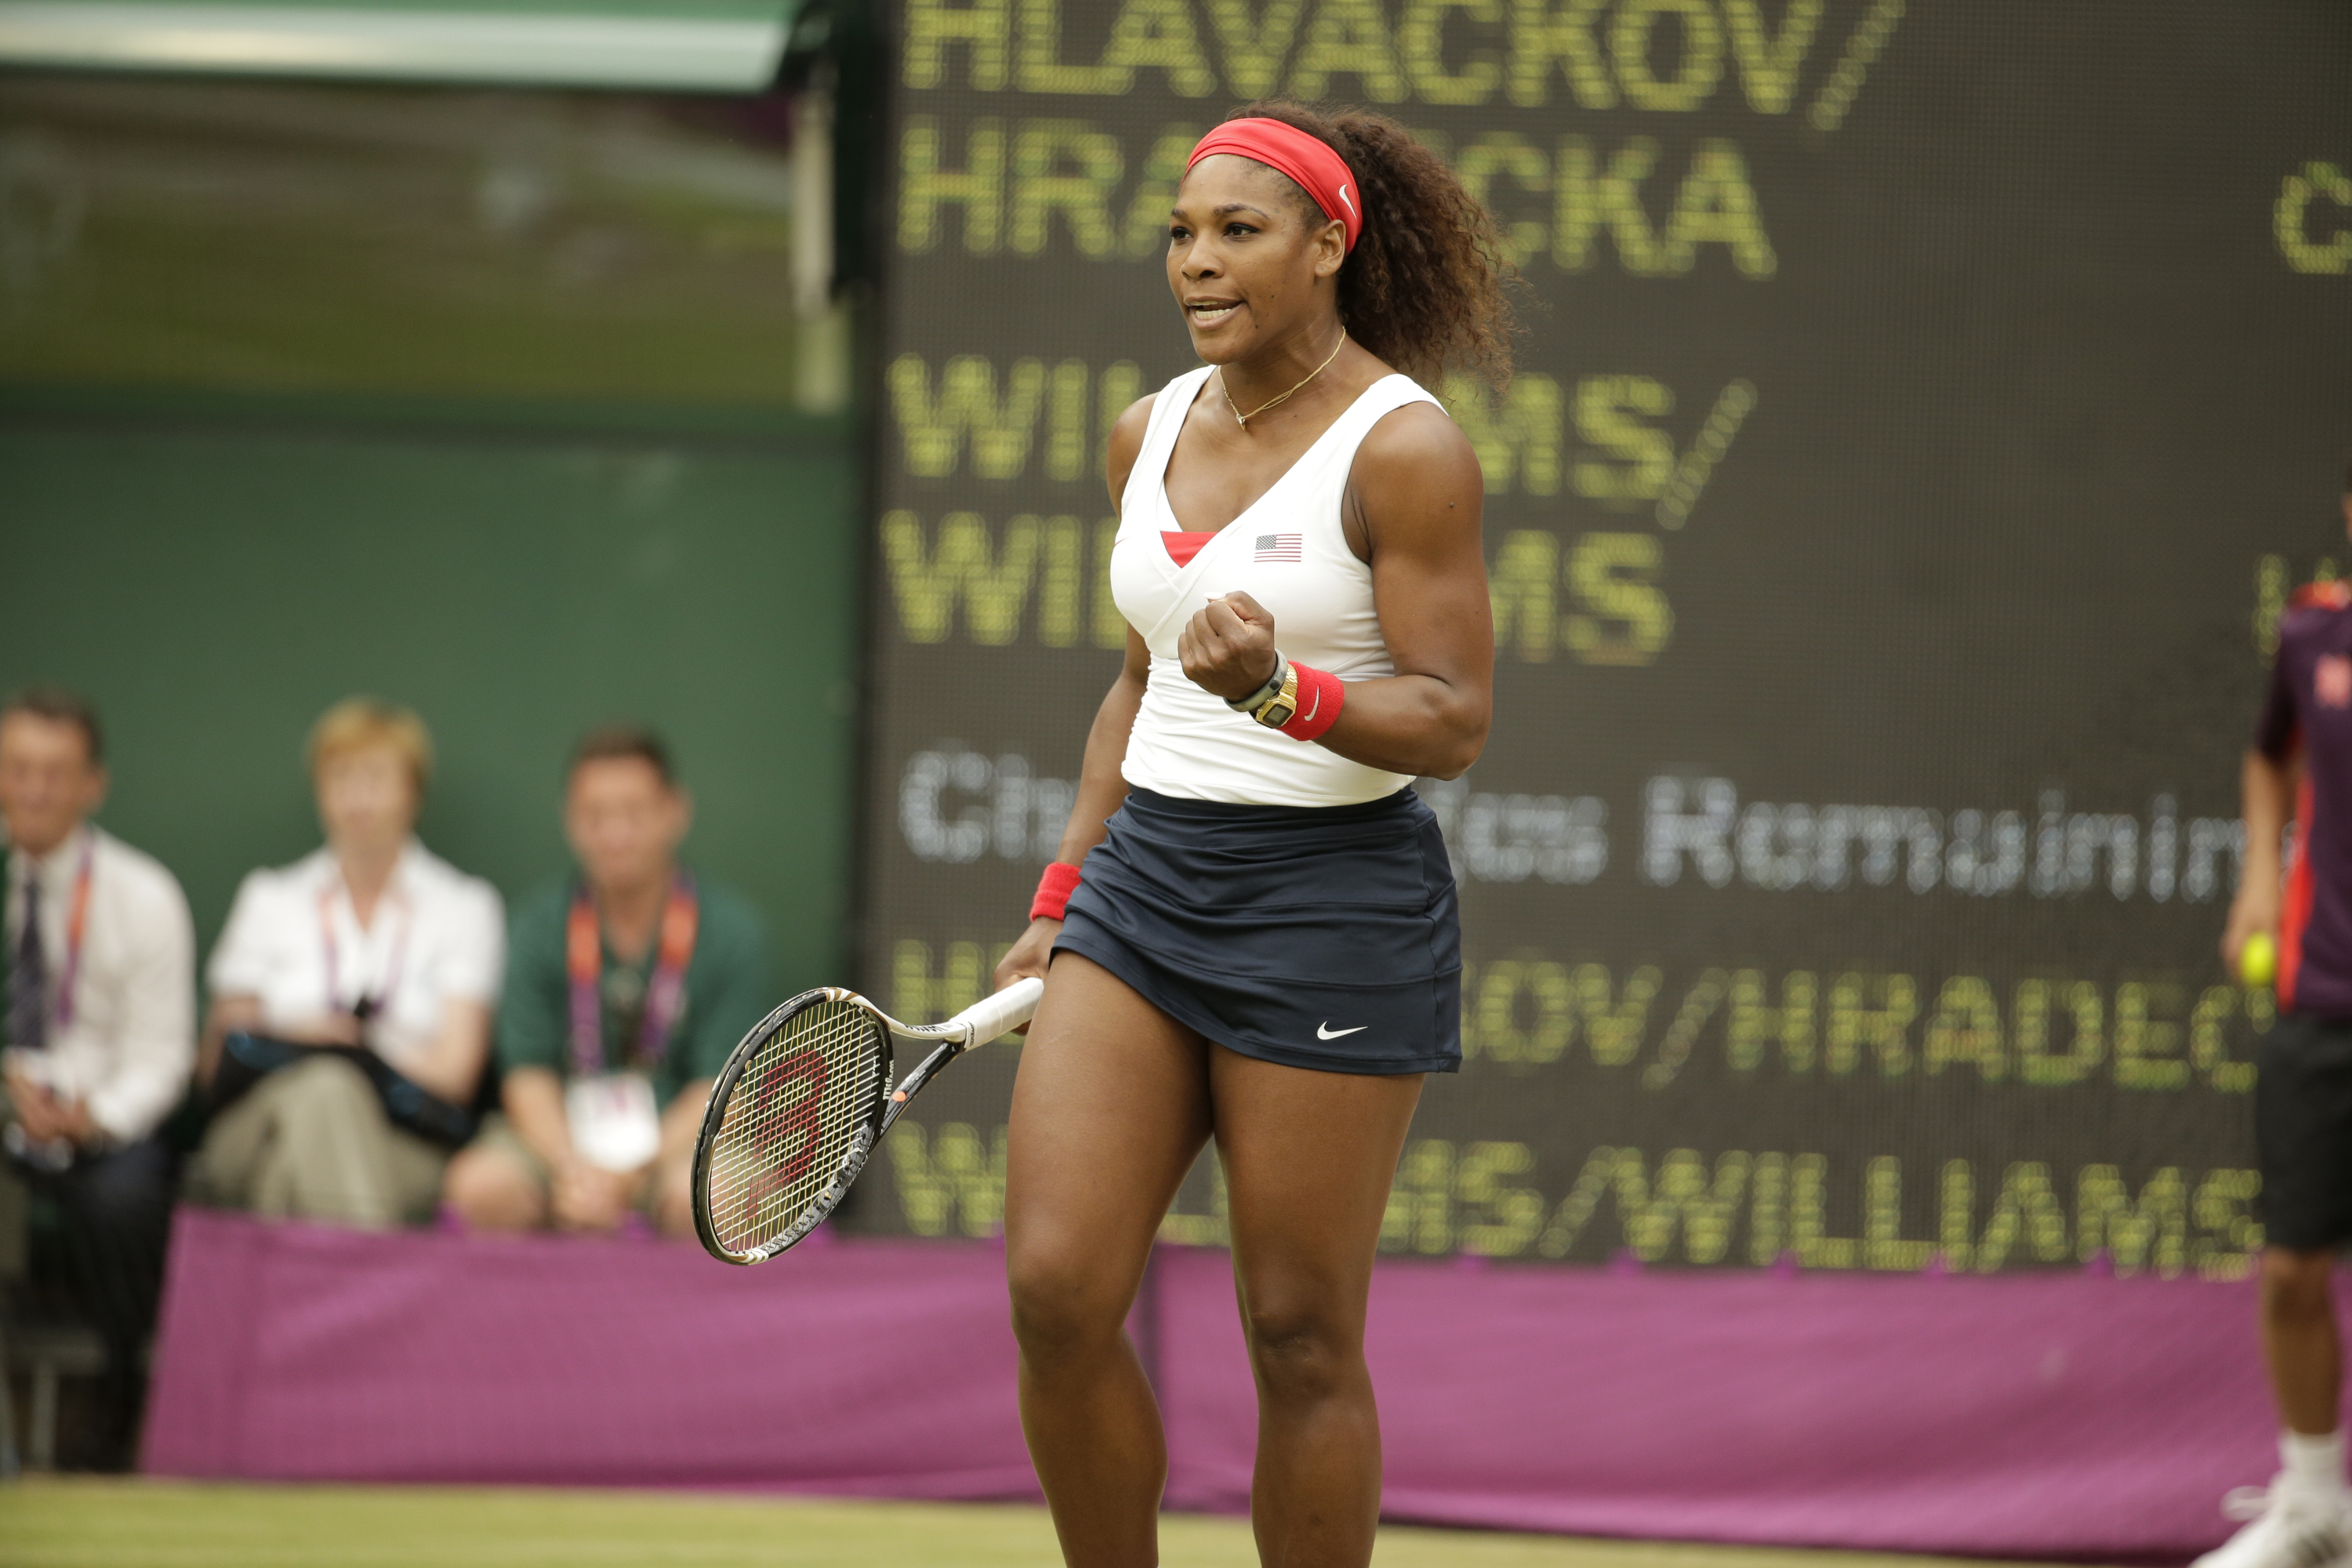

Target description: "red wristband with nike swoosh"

left=1278, top=663, right=1344, bottom=742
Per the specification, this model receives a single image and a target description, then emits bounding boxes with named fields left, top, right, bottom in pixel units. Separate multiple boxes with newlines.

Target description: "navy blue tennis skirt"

left=1053, top=786, right=1461, bottom=1075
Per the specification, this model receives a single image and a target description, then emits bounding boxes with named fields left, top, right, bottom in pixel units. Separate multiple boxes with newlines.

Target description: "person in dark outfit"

left=0, top=688, right=195, bottom=1469
left=2211, top=464, right=2352, bottom=1568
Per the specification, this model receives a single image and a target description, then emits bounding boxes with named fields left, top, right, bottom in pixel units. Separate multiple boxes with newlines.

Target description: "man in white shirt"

left=1, top=688, right=196, bottom=1468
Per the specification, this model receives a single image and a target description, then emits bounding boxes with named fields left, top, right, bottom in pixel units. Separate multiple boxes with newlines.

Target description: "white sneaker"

left=2194, top=1479, right=2352, bottom=1568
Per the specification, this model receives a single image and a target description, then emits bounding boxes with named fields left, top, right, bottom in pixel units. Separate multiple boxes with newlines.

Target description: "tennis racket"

left=690, top=975, right=1044, bottom=1265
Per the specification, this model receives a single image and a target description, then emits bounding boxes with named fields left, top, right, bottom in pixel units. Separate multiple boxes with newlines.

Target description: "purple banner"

left=150, top=1209, right=2285, bottom=1558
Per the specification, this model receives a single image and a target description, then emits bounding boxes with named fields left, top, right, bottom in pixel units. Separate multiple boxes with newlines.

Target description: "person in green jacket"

left=443, top=726, right=769, bottom=1240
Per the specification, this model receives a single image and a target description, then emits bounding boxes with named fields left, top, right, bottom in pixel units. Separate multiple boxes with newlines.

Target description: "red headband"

left=1186, top=118, right=1363, bottom=253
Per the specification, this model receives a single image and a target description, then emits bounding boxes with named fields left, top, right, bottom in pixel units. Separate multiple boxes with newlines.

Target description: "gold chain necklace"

left=1219, top=330, right=1348, bottom=429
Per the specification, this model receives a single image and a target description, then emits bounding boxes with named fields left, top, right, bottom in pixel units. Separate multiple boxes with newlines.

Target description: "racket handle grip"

left=949, top=975, right=1045, bottom=1047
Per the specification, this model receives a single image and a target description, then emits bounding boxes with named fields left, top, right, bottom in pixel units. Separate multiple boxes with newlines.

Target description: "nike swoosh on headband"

left=1187, top=121, right=1363, bottom=252
left=1317, top=1022, right=1368, bottom=1040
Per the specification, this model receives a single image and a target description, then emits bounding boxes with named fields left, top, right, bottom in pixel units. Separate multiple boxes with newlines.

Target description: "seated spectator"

left=0, top=687, right=195, bottom=1468
left=444, top=727, right=769, bottom=1240
left=187, top=699, right=502, bottom=1230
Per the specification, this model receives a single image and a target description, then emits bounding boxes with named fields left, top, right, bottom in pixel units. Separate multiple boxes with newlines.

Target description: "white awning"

left=0, top=1, right=797, bottom=92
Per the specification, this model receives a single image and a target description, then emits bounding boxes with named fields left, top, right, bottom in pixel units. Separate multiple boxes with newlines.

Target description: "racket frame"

left=690, top=984, right=1019, bottom=1265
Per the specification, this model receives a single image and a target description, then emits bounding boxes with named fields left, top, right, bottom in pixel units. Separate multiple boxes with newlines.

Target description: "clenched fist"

left=1179, top=591, right=1279, bottom=702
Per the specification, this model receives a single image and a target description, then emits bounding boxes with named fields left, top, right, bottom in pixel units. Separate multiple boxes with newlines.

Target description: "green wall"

left=0, top=404, right=862, bottom=1001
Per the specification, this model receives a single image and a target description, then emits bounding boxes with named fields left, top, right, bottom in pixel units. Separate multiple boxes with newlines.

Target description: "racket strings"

left=706, top=998, right=884, bottom=1255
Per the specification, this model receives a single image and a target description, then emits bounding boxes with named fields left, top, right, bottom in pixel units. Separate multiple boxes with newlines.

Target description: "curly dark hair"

left=1224, top=99, right=1515, bottom=390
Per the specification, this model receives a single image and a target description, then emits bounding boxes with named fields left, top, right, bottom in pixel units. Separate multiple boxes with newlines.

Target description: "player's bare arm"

left=2228, top=746, right=2299, bottom=969
left=994, top=394, right=1159, bottom=993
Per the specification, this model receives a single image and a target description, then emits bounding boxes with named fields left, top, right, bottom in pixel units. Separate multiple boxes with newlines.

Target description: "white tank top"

left=1112, top=365, right=1443, bottom=808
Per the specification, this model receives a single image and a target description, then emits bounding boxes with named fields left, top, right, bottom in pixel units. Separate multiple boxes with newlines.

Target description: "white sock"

left=2282, top=1430, right=2347, bottom=1496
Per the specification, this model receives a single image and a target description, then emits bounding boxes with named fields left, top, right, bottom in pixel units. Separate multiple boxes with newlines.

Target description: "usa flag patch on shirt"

left=1254, top=533, right=1303, bottom=561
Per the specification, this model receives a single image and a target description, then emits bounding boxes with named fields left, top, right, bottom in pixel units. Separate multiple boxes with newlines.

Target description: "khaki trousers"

left=188, top=1054, right=447, bottom=1229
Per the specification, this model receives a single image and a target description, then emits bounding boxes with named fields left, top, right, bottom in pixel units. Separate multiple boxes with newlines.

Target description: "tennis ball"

left=2240, top=932, right=2278, bottom=989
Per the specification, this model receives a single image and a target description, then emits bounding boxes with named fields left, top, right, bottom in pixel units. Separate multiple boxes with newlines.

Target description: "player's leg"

left=1004, top=952, right=1214, bottom=1565
left=2200, top=1014, right=2352, bottom=1568
left=1215, top=1048, right=1423, bottom=1568
left=2263, top=1246, right=2342, bottom=1436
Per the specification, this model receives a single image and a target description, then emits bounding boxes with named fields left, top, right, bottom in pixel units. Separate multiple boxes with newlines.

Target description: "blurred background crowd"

left=2, top=688, right=778, bottom=1469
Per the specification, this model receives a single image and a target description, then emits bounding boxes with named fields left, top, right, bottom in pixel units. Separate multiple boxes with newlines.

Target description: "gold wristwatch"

left=1246, top=660, right=1300, bottom=729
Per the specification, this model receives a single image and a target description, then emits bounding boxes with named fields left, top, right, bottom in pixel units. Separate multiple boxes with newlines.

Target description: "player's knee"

left=2263, top=1246, right=2336, bottom=1319
left=1006, top=1243, right=1124, bottom=1358
left=442, top=1149, right=542, bottom=1231
left=1243, top=1303, right=1358, bottom=1407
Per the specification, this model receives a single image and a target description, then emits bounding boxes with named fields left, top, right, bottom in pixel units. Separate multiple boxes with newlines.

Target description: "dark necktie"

left=9, top=872, right=47, bottom=1051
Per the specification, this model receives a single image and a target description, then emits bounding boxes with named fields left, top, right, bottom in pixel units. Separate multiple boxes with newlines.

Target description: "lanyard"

left=318, top=882, right=408, bottom=1018
left=566, top=874, right=699, bottom=1078
left=28, top=835, right=96, bottom=1032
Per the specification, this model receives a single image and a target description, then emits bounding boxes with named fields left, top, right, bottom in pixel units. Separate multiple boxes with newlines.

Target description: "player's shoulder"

left=2281, top=580, right=2352, bottom=644
left=1354, top=384, right=1479, bottom=490
left=1110, top=390, right=1157, bottom=444
left=1106, top=392, right=1159, bottom=497
left=1115, top=365, right=1223, bottom=456
left=1365, top=394, right=1472, bottom=456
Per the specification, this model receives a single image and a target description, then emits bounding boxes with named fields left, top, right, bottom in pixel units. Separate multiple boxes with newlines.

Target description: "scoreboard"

left=848, top=0, right=2352, bottom=1274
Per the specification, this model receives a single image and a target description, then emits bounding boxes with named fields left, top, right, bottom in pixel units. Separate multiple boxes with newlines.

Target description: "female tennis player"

left=991, top=100, right=1509, bottom=1564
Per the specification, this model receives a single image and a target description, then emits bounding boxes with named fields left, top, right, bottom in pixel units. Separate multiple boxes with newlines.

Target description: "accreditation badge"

left=565, top=1072, right=662, bottom=1172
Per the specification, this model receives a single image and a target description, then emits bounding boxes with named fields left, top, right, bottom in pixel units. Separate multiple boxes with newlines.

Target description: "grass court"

left=0, top=1480, right=2049, bottom=1568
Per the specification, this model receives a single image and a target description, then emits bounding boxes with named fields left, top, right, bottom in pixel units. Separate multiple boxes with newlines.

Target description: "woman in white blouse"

left=188, top=699, right=503, bottom=1229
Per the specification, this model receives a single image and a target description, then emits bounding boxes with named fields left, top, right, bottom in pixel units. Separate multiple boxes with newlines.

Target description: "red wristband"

left=1030, top=862, right=1083, bottom=921
left=1278, top=663, right=1345, bottom=742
